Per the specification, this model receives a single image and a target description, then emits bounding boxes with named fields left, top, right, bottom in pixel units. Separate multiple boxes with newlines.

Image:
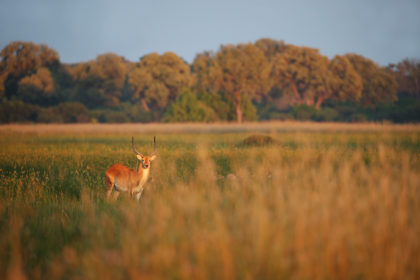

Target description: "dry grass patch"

left=0, top=126, right=419, bottom=279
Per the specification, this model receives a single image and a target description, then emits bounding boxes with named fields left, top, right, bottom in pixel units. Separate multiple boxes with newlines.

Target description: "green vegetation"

left=1, top=40, right=419, bottom=124
left=0, top=123, right=419, bottom=279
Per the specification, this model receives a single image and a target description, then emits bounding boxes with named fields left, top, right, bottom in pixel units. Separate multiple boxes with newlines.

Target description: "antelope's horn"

left=132, top=137, right=143, bottom=157
left=151, top=136, right=157, bottom=156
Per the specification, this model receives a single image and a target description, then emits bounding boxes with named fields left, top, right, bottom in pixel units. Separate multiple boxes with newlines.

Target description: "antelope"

left=105, top=136, right=156, bottom=201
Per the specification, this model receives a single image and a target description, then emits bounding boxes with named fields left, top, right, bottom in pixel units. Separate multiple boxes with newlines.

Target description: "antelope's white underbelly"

left=114, top=180, right=127, bottom=192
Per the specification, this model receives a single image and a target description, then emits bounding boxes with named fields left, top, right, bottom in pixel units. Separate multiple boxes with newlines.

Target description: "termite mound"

left=240, top=134, right=278, bottom=147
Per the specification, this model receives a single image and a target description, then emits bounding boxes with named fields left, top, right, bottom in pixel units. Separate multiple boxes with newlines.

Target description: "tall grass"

left=0, top=125, right=419, bottom=279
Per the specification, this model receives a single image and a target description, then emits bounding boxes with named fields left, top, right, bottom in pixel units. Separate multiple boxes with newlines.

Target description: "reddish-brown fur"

left=105, top=137, right=156, bottom=200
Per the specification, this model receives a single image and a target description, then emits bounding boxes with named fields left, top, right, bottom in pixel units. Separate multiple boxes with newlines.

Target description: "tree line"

left=1, top=39, right=419, bottom=123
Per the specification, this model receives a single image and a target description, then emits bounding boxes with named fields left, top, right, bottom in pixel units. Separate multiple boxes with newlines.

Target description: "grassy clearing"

left=1, top=123, right=420, bottom=279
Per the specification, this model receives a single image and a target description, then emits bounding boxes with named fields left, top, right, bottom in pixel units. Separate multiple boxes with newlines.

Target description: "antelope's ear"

left=149, top=154, right=157, bottom=161
left=136, top=154, right=144, bottom=160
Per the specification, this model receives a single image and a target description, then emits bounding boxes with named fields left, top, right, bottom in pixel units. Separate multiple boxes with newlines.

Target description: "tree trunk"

left=315, top=97, right=324, bottom=109
left=290, top=81, right=302, bottom=104
left=140, top=98, right=150, bottom=112
left=233, top=91, right=243, bottom=123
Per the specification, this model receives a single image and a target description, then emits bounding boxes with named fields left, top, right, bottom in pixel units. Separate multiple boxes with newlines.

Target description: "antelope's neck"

left=138, top=167, right=150, bottom=180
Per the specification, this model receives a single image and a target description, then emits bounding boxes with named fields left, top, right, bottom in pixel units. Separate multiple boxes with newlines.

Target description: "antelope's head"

left=132, top=136, right=157, bottom=169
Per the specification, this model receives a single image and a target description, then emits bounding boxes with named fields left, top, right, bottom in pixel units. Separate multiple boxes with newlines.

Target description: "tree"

left=314, top=55, right=363, bottom=108
left=191, top=51, right=214, bottom=93
left=255, top=38, right=287, bottom=61
left=19, top=67, right=54, bottom=93
left=128, top=52, right=191, bottom=111
left=68, top=53, right=130, bottom=108
left=0, top=100, right=39, bottom=123
left=388, top=59, right=420, bottom=96
left=194, top=43, right=269, bottom=122
left=269, top=45, right=331, bottom=107
left=346, top=54, right=398, bottom=106
left=16, top=67, right=55, bottom=105
left=163, top=89, right=218, bottom=122
left=0, top=41, right=59, bottom=99
left=37, top=102, right=89, bottom=123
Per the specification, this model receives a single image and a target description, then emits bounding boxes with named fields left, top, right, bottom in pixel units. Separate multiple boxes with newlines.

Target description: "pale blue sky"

left=1, top=0, right=419, bottom=65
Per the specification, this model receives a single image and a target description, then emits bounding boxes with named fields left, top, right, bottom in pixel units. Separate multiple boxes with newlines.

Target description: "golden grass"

left=0, top=124, right=419, bottom=279
left=1, top=121, right=420, bottom=135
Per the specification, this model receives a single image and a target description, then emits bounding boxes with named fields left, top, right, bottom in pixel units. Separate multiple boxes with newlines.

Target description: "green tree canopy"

left=163, top=89, right=218, bottom=122
left=389, top=59, right=420, bottom=96
left=0, top=41, right=59, bottom=98
left=128, top=52, right=191, bottom=111
left=269, top=45, right=330, bottom=107
left=19, top=67, right=54, bottom=93
left=346, top=54, right=398, bottom=106
left=16, top=67, right=56, bottom=106
left=67, top=53, right=130, bottom=108
left=255, top=38, right=287, bottom=61
left=194, top=43, right=269, bottom=122
left=315, top=55, right=363, bottom=108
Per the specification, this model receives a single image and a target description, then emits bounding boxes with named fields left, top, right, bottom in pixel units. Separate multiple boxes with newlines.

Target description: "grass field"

left=1, top=122, right=419, bottom=279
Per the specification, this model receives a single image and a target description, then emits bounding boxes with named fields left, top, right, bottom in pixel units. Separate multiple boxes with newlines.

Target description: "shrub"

left=37, top=107, right=61, bottom=123
left=199, top=91, right=231, bottom=121
left=163, top=90, right=218, bottom=122
left=350, top=113, right=368, bottom=122
left=99, top=111, right=130, bottom=123
left=195, top=91, right=258, bottom=122
left=118, top=102, right=156, bottom=123
left=240, top=96, right=258, bottom=121
left=291, top=105, right=316, bottom=120
left=334, top=104, right=364, bottom=122
left=313, top=107, right=340, bottom=122
left=374, top=96, right=420, bottom=123
left=127, top=105, right=155, bottom=123
left=54, top=102, right=90, bottom=123
left=0, top=100, right=39, bottom=123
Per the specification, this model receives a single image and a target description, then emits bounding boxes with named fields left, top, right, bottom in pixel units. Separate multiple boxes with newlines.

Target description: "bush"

left=16, top=85, right=53, bottom=106
left=392, top=103, right=420, bottom=122
left=350, top=113, right=368, bottom=122
left=197, top=91, right=258, bottom=122
left=333, top=104, right=365, bottom=122
left=119, top=102, right=156, bottom=123
left=240, top=96, right=258, bottom=121
left=98, top=111, right=130, bottom=123
left=92, top=103, right=158, bottom=123
left=127, top=106, right=155, bottom=123
left=37, top=102, right=90, bottom=123
left=199, top=92, right=232, bottom=121
left=37, top=107, right=60, bottom=123
left=163, top=90, right=218, bottom=122
left=0, top=100, right=40, bottom=123
left=372, top=96, right=420, bottom=123
left=313, top=107, right=340, bottom=122
left=56, top=102, right=90, bottom=123
left=291, top=105, right=316, bottom=120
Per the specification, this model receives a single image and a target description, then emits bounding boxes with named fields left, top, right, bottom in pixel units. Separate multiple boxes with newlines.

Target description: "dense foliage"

left=1, top=40, right=419, bottom=123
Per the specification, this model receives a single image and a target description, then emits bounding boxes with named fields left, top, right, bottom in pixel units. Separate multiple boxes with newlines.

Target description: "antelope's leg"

left=136, top=188, right=144, bottom=201
left=106, top=176, right=113, bottom=199
left=112, top=191, right=120, bottom=201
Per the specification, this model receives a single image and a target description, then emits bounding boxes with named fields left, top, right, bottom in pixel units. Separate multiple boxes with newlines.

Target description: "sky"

left=1, top=0, right=419, bottom=66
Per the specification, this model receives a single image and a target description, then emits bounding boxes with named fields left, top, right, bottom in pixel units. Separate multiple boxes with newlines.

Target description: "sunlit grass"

left=1, top=123, right=419, bottom=279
